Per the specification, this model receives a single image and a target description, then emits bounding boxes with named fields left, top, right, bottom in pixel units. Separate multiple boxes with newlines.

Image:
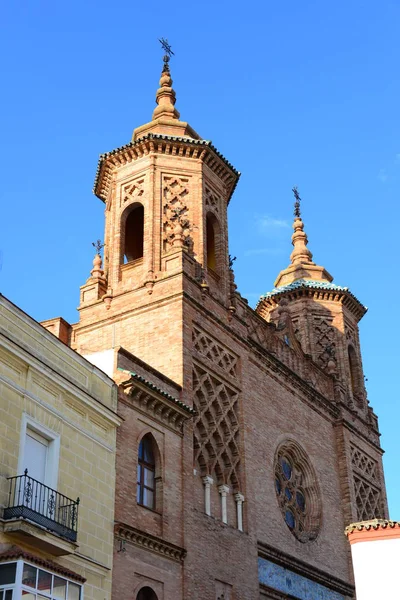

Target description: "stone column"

left=218, top=484, right=230, bottom=524
left=203, top=476, right=213, bottom=516
left=235, top=492, right=245, bottom=531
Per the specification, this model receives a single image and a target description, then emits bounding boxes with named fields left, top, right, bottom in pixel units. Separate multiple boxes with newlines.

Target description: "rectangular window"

left=0, top=562, right=82, bottom=600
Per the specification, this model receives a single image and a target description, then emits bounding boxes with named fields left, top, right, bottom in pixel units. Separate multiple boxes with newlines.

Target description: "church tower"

left=72, top=50, right=239, bottom=387
left=256, top=188, right=388, bottom=527
left=58, top=49, right=389, bottom=600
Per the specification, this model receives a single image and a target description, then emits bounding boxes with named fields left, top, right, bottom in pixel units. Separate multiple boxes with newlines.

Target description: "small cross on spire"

left=292, top=186, right=301, bottom=219
left=92, top=239, right=105, bottom=255
left=159, top=37, right=174, bottom=73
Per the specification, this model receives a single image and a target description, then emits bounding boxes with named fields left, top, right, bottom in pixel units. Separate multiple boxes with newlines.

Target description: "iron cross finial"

left=159, top=38, right=174, bottom=72
left=92, top=239, right=105, bottom=255
left=292, top=186, right=301, bottom=218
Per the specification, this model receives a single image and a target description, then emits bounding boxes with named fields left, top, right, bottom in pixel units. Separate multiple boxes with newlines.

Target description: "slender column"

left=203, top=476, right=213, bottom=516
left=218, top=485, right=230, bottom=524
left=235, top=492, right=245, bottom=531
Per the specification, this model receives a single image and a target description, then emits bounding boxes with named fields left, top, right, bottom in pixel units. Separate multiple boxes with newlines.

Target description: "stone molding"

left=119, top=374, right=194, bottom=434
left=94, top=133, right=240, bottom=204
left=257, top=541, right=354, bottom=598
left=114, top=522, right=186, bottom=563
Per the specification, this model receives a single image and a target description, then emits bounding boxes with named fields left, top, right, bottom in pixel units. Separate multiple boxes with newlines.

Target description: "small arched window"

left=206, top=213, right=221, bottom=274
left=136, top=587, right=158, bottom=600
left=348, top=345, right=363, bottom=405
left=206, top=215, right=216, bottom=271
left=124, top=204, right=144, bottom=263
left=137, top=434, right=156, bottom=509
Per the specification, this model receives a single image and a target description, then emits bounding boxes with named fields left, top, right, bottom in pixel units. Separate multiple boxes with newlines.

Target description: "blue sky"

left=1, top=1, right=399, bottom=517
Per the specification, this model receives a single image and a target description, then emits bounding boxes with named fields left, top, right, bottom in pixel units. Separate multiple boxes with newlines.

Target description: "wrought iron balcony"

left=3, top=470, right=79, bottom=542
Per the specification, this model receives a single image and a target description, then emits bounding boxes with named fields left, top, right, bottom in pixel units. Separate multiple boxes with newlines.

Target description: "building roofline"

left=93, top=133, right=240, bottom=203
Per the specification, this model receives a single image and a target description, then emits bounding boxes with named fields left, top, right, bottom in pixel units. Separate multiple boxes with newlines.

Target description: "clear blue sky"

left=1, top=1, right=399, bottom=517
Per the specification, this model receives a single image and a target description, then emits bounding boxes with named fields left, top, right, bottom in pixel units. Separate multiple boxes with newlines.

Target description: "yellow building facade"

left=0, top=294, right=121, bottom=600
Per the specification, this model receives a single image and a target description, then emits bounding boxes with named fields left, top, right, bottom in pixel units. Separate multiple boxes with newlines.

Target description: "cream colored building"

left=0, top=294, right=121, bottom=600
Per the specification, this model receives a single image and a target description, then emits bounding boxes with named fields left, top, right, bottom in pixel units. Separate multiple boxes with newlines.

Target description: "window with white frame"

left=18, top=415, right=60, bottom=489
left=0, top=561, right=82, bottom=599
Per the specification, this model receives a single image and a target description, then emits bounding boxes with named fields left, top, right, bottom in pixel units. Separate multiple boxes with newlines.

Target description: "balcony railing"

left=3, top=470, right=79, bottom=542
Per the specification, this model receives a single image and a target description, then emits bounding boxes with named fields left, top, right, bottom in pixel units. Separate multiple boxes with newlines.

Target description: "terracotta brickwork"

left=43, top=61, right=389, bottom=599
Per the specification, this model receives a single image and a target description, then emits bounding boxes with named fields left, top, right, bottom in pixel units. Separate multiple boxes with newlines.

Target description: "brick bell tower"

left=256, top=188, right=388, bottom=526
left=256, top=187, right=370, bottom=416
left=71, top=50, right=239, bottom=386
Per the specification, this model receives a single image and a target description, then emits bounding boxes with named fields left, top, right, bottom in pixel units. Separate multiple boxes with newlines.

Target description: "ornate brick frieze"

left=192, top=324, right=238, bottom=379
left=350, top=443, right=383, bottom=520
left=162, top=176, right=193, bottom=253
left=121, top=176, right=145, bottom=208
left=115, top=522, right=186, bottom=563
left=193, top=363, right=241, bottom=488
left=205, top=185, right=221, bottom=215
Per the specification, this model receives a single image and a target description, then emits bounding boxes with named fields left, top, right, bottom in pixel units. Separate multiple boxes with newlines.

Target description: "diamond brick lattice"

left=351, top=444, right=377, bottom=481
left=193, top=363, right=240, bottom=488
left=353, top=475, right=381, bottom=521
left=193, top=326, right=238, bottom=378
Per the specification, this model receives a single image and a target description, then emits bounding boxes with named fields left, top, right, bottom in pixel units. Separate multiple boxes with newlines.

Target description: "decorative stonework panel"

left=193, top=363, right=240, bottom=488
left=351, top=444, right=378, bottom=481
left=353, top=475, right=381, bottom=521
left=350, top=443, right=382, bottom=520
left=192, top=325, right=238, bottom=378
left=121, top=177, right=145, bottom=206
left=163, top=176, right=193, bottom=252
left=313, top=316, right=335, bottom=370
left=205, top=186, right=221, bottom=214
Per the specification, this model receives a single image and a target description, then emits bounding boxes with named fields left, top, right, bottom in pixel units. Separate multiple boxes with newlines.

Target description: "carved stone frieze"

left=163, top=176, right=194, bottom=252
left=115, top=522, right=186, bottom=563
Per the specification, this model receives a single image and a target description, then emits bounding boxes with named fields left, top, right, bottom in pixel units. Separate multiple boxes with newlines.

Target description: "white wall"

left=83, top=349, right=114, bottom=378
left=351, top=536, right=400, bottom=599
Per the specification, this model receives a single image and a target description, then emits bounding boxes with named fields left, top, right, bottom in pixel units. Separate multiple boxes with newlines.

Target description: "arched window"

left=206, top=214, right=217, bottom=271
left=123, top=204, right=144, bottom=263
left=136, top=587, right=158, bottom=600
left=137, top=434, right=156, bottom=509
left=348, top=345, right=363, bottom=405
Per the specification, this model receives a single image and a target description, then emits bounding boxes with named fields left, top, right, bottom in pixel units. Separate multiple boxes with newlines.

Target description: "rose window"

left=274, top=441, right=322, bottom=543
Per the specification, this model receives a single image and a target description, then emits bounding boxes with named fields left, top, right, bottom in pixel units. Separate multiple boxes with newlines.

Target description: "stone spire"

left=274, top=187, right=333, bottom=287
left=152, top=52, right=180, bottom=121
left=132, top=40, right=201, bottom=141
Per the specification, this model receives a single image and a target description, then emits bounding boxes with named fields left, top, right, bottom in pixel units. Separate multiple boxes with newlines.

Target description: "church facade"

left=42, top=54, right=388, bottom=600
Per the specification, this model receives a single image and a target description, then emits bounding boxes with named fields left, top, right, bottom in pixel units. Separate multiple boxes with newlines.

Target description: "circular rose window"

left=274, top=440, right=322, bottom=543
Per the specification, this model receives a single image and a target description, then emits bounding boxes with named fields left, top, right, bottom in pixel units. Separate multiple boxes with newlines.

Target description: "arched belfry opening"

left=348, top=345, right=363, bottom=405
left=206, top=212, right=221, bottom=274
left=123, top=203, right=144, bottom=263
left=136, top=587, right=158, bottom=600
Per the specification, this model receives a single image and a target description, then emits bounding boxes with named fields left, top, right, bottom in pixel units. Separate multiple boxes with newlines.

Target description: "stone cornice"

left=93, top=133, right=240, bottom=204
left=345, top=519, right=400, bottom=536
left=257, top=541, right=354, bottom=598
left=119, top=374, right=194, bottom=434
left=114, top=522, right=186, bottom=563
left=257, top=279, right=366, bottom=322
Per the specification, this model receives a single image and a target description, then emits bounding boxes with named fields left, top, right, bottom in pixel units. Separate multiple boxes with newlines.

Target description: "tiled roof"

left=345, top=519, right=400, bottom=536
left=258, top=279, right=366, bottom=311
left=0, top=546, right=86, bottom=582
left=119, top=369, right=195, bottom=415
left=93, top=133, right=240, bottom=199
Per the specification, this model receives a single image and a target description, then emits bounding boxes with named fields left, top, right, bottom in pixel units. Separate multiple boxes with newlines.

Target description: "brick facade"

left=42, top=60, right=387, bottom=599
